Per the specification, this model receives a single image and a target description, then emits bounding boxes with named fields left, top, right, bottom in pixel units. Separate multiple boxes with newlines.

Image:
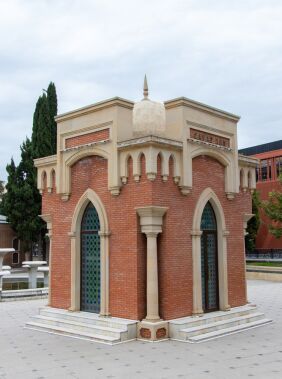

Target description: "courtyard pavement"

left=0, top=280, right=281, bottom=379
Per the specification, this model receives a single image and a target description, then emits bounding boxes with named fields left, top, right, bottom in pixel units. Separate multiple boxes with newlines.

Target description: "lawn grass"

left=246, top=261, right=282, bottom=267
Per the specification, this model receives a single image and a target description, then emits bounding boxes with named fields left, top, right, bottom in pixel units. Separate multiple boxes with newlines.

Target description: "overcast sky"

left=0, top=0, right=281, bottom=180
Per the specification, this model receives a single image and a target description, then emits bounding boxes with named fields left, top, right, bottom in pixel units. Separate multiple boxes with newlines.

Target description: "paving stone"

left=0, top=280, right=281, bottom=378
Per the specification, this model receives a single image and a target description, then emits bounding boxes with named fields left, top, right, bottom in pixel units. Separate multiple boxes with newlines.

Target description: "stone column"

left=145, top=231, right=160, bottom=320
left=69, top=232, right=80, bottom=311
left=46, top=233, right=52, bottom=305
left=136, top=206, right=168, bottom=341
left=99, top=231, right=111, bottom=316
left=220, top=230, right=231, bottom=311
left=40, top=214, right=52, bottom=305
left=191, top=230, right=203, bottom=315
left=243, top=214, right=254, bottom=304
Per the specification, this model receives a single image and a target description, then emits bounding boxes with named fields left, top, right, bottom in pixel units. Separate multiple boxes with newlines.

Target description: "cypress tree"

left=47, top=82, right=58, bottom=154
left=2, top=140, right=43, bottom=253
left=31, top=96, right=44, bottom=159
left=1, top=159, right=17, bottom=218
left=2, top=82, right=58, bottom=258
left=36, top=94, right=52, bottom=158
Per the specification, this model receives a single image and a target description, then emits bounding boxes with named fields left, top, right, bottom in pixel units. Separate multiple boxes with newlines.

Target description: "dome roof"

left=133, top=76, right=166, bottom=136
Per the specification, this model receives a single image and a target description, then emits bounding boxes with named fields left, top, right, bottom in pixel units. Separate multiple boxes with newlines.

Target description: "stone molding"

left=69, top=188, right=110, bottom=316
left=192, top=188, right=230, bottom=314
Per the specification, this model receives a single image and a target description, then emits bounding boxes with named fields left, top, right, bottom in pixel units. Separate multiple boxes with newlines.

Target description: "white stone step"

left=180, top=312, right=265, bottom=338
left=29, top=315, right=127, bottom=339
left=187, top=318, right=272, bottom=343
left=25, top=321, right=120, bottom=344
left=39, top=307, right=136, bottom=330
left=170, top=305, right=257, bottom=329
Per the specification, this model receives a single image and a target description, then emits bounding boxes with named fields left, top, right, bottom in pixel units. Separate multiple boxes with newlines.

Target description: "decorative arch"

left=61, top=147, right=110, bottom=199
left=69, top=188, right=110, bottom=315
left=191, top=187, right=230, bottom=314
left=41, top=170, right=47, bottom=190
left=50, top=168, right=56, bottom=190
left=191, top=146, right=236, bottom=196
left=248, top=170, right=252, bottom=189
left=240, top=168, right=244, bottom=189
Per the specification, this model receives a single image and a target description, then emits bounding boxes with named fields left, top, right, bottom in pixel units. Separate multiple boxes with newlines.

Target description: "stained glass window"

left=200, top=202, right=217, bottom=231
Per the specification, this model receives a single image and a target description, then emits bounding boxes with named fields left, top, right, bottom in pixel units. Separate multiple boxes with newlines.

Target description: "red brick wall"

left=41, top=153, right=250, bottom=320
left=65, top=129, right=110, bottom=149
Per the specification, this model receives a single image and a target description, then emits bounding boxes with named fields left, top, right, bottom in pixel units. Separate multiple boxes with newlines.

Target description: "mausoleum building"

left=33, top=79, right=266, bottom=342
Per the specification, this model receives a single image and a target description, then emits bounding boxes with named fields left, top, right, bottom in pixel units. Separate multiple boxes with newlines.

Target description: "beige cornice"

left=164, top=97, right=240, bottom=122
left=55, top=97, right=134, bottom=123
left=118, top=135, right=182, bottom=150
left=61, top=121, right=113, bottom=138
left=238, top=154, right=258, bottom=167
left=187, top=138, right=232, bottom=153
left=186, top=120, right=234, bottom=137
left=34, top=155, right=57, bottom=168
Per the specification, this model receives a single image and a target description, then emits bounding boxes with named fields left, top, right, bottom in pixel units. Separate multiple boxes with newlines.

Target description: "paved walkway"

left=0, top=280, right=281, bottom=379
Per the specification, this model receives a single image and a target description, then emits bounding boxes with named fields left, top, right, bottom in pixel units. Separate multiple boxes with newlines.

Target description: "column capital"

left=136, top=206, right=168, bottom=235
left=243, top=213, right=254, bottom=231
left=68, top=231, right=76, bottom=238
left=191, top=229, right=203, bottom=237
left=98, top=230, right=111, bottom=237
left=144, top=230, right=162, bottom=238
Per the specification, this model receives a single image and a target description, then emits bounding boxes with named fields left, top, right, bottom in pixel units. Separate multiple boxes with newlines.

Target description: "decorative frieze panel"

left=238, top=154, right=257, bottom=192
left=190, top=128, right=230, bottom=148
left=65, top=128, right=110, bottom=149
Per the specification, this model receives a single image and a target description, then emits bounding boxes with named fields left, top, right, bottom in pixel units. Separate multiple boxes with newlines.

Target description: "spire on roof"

left=143, top=74, right=148, bottom=99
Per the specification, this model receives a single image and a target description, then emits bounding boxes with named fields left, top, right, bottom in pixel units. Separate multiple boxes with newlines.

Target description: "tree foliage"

left=31, top=82, right=58, bottom=158
left=0, top=180, right=4, bottom=202
left=2, top=82, right=58, bottom=253
left=1, top=140, right=43, bottom=251
left=47, top=82, right=58, bottom=154
left=245, top=190, right=260, bottom=252
left=261, top=175, right=282, bottom=239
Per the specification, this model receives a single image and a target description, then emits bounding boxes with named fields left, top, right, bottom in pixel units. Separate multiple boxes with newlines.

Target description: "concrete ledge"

left=247, top=266, right=282, bottom=282
left=0, top=287, right=48, bottom=301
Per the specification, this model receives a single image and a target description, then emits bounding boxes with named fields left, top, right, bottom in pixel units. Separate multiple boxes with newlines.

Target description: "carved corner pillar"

left=191, top=230, right=203, bottom=315
left=40, top=214, right=52, bottom=306
left=136, top=206, right=168, bottom=341
left=243, top=214, right=254, bottom=303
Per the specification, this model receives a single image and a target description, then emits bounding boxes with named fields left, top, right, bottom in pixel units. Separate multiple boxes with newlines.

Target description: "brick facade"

left=65, top=129, right=110, bottom=149
left=41, top=153, right=250, bottom=320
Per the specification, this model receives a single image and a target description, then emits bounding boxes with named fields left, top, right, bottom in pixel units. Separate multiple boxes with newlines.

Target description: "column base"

left=137, top=319, right=168, bottom=341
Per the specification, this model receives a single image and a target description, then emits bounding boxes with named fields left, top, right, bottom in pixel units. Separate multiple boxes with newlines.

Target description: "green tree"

left=1, top=140, right=43, bottom=253
left=245, top=190, right=260, bottom=252
left=47, top=82, right=58, bottom=154
left=0, top=160, right=16, bottom=217
left=2, top=82, right=58, bottom=258
left=261, top=175, right=282, bottom=239
left=31, top=96, right=44, bottom=159
left=36, top=94, right=52, bottom=158
left=31, top=82, right=58, bottom=158
left=0, top=180, right=4, bottom=203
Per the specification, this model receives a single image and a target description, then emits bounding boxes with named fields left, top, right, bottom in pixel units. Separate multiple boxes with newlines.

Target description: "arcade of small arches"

left=37, top=146, right=256, bottom=199
left=239, top=166, right=256, bottom=192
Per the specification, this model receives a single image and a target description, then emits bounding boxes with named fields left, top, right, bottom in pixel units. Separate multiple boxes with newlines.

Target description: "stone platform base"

left=25, top=306, right=137, bottom=344
left=137, top=320, right=168, bottom=341
left=169, top=304, right=272, bottom=343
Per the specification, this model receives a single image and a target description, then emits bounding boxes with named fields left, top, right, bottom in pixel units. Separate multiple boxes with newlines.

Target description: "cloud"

left=0, top=0, right=282, bottom=179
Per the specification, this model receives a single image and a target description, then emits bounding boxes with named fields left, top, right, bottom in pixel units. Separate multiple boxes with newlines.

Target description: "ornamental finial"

left=143, top=74, right=148, bottom=99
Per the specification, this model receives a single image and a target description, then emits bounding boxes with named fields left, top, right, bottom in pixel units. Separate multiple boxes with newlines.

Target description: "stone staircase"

left=25, top=306, right=137, bottom=344
left=169, top=305, right=272, bottom=343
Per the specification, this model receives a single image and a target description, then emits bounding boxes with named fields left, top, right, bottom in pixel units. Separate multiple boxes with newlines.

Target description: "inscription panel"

left=190, top=128, right=230, bottom=148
